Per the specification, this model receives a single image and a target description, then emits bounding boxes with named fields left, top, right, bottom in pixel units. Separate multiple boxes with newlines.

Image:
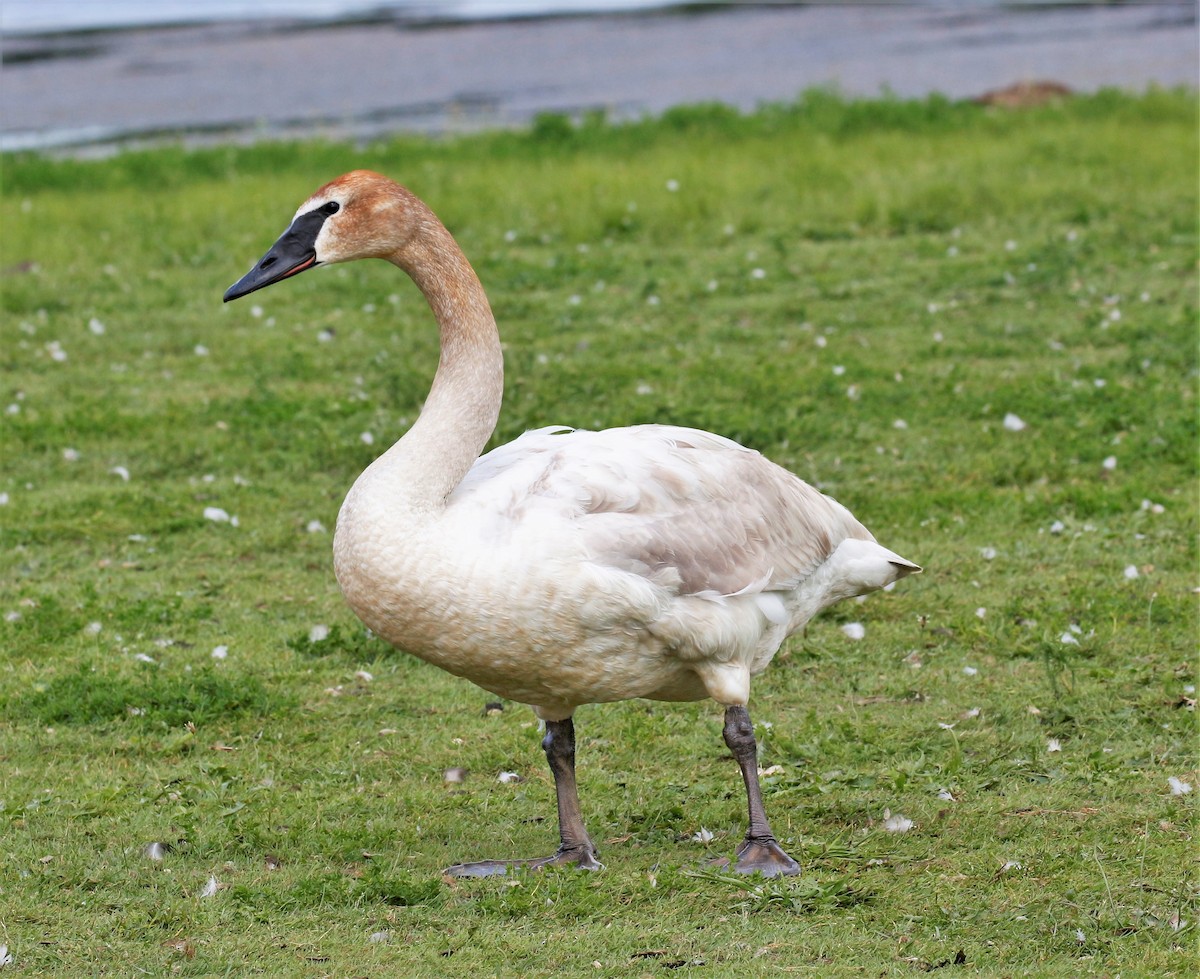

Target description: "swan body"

left=338, top=422, right=911, bottom=719
left=225, top=170, right=919, bottom=876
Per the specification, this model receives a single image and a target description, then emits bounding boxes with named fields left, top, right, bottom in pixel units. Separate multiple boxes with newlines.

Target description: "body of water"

left=4, top=0, right=666, bottom=34
left=2, top=1, right=1193, bottom=154
left=0, top=0, right=1084, bottom=35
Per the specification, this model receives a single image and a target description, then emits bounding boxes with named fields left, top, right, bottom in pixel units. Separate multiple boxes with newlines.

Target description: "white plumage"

left=224, top=169, right=920, bottom=878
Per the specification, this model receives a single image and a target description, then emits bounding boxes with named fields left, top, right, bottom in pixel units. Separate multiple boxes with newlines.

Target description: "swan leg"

left=444, top=717, right=602, bottom=877
left=723, top=705, right=801, bottom=877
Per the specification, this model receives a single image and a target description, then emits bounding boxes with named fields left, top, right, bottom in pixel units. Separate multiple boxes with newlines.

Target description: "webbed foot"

left=722, top=705, right=803, bottom=877
left=731, top=837, right=801, bottom=877
left=444, top=844, right=603, bottom=878
left=444, top=717, right=601, bottom=880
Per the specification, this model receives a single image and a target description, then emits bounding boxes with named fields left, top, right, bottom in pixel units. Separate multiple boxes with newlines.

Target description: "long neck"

left=365, top=206, right=503, bottom=509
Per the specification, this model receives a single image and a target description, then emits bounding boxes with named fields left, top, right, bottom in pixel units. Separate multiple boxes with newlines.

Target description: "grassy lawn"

left=1, top=89, right=1196, bottom=976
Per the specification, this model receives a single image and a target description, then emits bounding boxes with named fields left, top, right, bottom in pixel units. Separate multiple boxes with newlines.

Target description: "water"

left=2, top=0, right=668, bottom=34
left=3, top=1, right=1192, bottom=154
left=0, top=0, right=1078, bottom=35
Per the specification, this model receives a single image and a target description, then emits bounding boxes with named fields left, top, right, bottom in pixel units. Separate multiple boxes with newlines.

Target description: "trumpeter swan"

left=224, top=170, right=919, bottom=877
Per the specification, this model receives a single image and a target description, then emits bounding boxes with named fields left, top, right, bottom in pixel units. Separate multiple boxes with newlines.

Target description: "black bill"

left=223, top=208, right=331, bottom=302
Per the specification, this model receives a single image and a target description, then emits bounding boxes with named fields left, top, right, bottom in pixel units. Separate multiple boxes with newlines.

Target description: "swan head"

left=223, top=170, right=418, bottom=302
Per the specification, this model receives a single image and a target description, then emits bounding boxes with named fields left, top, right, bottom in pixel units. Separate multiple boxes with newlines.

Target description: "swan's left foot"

left=444, top=716, right=600, bottom=880
left=732, top=837, right=801, bottom=877
left=444, top=844, right=603, bottom=878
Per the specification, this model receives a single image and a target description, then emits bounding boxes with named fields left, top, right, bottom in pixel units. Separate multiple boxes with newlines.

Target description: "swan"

left=224, top=170, right=919, bottom=878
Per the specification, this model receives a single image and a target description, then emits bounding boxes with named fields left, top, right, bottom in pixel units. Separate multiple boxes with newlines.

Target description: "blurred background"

left=2, top=1, right=1195, bottom=156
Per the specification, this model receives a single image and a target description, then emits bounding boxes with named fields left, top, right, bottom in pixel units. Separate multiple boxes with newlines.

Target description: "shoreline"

left=2, top=3, right=1195, bottom=155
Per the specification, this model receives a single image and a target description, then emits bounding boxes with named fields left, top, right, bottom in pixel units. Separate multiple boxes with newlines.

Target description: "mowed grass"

left=1, top=89, right=1196, bottom=976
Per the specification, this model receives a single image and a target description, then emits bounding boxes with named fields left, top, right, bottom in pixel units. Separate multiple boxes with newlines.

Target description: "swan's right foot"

left=444, top=844, right=603, bottom=878
left=731, top=837, right=801, bottom=877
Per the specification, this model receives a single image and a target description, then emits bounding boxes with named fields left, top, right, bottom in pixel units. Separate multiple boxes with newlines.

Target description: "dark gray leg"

left=444, top=717, right=602, bottom=878
left=542, top=717, right=602, bottom=867
left=723, top=705, right=801, bottom=876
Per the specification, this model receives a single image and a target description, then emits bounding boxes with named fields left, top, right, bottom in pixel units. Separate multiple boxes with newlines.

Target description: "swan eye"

left=320, top=201, right=340, bottom=216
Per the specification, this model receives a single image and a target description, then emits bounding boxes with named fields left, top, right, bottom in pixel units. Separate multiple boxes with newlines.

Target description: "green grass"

left=1, top=88, right=1197, bottom=976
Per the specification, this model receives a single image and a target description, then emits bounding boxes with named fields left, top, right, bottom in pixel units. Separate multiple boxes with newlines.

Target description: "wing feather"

left=449, top=424, right=871, bottom=600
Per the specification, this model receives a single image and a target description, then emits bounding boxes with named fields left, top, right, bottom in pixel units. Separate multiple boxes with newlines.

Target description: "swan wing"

left=450, top=424, right=872, bottom=600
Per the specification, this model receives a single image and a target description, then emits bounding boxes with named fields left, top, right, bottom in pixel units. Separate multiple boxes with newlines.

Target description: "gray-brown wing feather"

left=477, top=425, right=873, bottom=599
